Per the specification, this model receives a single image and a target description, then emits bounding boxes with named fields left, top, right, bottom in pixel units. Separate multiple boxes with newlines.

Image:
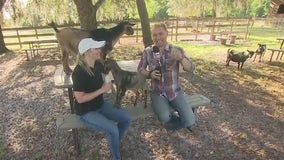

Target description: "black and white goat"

left=49, top=21, right=135, bottom=75
left=253, top=43, right=266, bottom=62
left=226, top=49, right=255, bottom=70
left=104, top=58, right=148, bottom=107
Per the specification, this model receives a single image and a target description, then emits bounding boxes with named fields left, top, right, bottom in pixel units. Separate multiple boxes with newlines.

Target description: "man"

left=137, top=23, right=196, bottom=131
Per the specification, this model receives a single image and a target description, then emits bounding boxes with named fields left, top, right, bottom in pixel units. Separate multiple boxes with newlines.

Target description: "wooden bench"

left=23, top=39, right=59, bottom=60
left=24, top=46, right=59, bottom=61
left=56, top=93, right=210, bottom=155
left=267, top=48, right=284, bottom=62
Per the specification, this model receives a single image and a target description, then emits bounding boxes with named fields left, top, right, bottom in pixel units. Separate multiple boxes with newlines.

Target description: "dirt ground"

left=0, top=40, right=283, bottom=160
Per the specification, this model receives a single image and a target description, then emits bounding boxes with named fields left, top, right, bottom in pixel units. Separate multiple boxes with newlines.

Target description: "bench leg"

left=55, top=128, right=68, bottom=159
left=67, top=88, right=81, bottom=155
left=276, top=51, right=280, bottom=61
left=25, top=50, right=30, bottom=61
left=72, top=128, right=81, bottom=155
left=269, top=51, right=275, bottom=62
left=56, top=128, right=81, bottom=157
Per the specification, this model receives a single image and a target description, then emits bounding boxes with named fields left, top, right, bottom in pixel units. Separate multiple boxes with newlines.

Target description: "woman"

left=72, top=38, right=131, bottom=160
left=137, top=23, right=196, bottom=132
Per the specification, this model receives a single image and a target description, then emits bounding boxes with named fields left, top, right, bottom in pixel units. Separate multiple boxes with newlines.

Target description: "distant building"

left=269, top=0, right=284, bottom=17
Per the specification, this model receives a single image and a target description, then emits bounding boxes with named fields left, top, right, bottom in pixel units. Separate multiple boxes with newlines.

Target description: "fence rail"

left=3, top=17, right=284, bottom=50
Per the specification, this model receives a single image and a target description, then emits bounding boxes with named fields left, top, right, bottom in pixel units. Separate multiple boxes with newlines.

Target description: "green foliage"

left=98, top=0, right=138, bottom=21
left=251, top=0, right=270, bottom=17
left=1, top=0, right=274, bottom=27
left=18, top=0, right=78, bottom=26
left=0, top=142, right=7, bottom=159
left=151, top=0, right=169, bottom=19
left=167, top=0, right=201, bottom=17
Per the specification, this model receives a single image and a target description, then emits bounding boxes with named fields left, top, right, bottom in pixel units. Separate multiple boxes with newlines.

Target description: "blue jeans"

left=151, top=91, right=195, bottom=131
left=78, top=102, right=131, bottom=160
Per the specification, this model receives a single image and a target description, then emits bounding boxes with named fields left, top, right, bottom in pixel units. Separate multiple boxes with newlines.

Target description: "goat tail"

left=227, top=48, right=231, bottom=56
left=48, top=21, right=59, bottom=32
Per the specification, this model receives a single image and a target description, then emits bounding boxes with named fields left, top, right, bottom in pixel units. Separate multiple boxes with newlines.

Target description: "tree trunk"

left=136, top=0, right=153, bottom=47
left=0, top=0, right=9, bottom=54
left=73, top=0, right=105, bottom=30
left=0, top=25, right=9, bottom=54
left=212, top=0, right=217, bottom=17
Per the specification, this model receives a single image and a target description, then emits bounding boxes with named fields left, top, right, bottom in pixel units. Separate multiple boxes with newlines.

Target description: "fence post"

left=245, top=18, right=253, bottom=40
left=230, top=20, right=233, bottom=35
left=170, top=19, right=174, bottom=41
left=209, top=19, right=216, bottom=41
left=136, top=22, right=139, bottom=43
left=195, top=19, right=199, bottom=40
left=175, top=18, right=178, bottom=41
left=35, top=28, right=39, bottom=39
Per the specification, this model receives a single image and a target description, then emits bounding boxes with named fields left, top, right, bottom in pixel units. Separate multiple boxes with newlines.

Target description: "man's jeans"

left=151, top=91, right=195, bottom=131
left=78, top=102, right=131, bottom=160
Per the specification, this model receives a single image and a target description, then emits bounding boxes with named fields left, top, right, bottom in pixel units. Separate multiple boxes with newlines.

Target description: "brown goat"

left=49, top=21, right=135, bottom=75
left=104, top=58, right=149, bottom=108
left=226, top=49, right=255, bottom=70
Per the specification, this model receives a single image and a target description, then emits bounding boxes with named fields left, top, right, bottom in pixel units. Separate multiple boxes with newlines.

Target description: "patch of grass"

left=33, top=152, right=43, bottom=160
left=27, top=64, right=43, bottom=76
left=0, top=142, right=7, bottom=159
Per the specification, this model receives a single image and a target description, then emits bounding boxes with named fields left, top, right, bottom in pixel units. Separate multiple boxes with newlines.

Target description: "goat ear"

left=122, top=19, right=135, bottom=26
left=129, top=22, right=135, bottom=26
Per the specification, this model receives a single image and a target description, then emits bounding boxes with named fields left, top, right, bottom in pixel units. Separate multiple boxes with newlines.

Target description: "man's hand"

left=170, top=47, right=183, bottom=61
left=149, top=70, right=162, bottom=80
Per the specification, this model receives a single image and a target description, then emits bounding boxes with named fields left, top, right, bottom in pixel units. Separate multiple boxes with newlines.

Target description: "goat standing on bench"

left=226, top=49, right=255, bottom=70
left=104, top=58, right=148, bottom=108
left=253, top=43, right=266, bottom=62
left=49, top=21, right=135, bottom=75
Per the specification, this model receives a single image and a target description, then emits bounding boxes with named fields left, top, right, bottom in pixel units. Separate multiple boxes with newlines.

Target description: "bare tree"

left=0, top=0, right=9, bottom=54
left=73, top=0, right=105, bottom=30
left=136, top=0, right=152, bottom=47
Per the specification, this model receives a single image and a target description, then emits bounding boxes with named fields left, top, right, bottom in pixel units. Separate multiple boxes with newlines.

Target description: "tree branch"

left=0, top=0, right=7, bottom=10
left=93, top=0, right=105, bottom=10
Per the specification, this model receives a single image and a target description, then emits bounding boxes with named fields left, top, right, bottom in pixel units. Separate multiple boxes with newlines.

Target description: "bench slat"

left=25, top=46, right=59, bottom=51
left=56, top=93, right=210, bottom=130
left=267, top=48, right=284, bottom=62
left=267, top=48, right=284, bottom=52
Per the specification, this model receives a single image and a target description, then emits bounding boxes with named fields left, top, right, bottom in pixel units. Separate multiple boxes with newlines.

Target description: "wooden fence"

left=3, top=17, right=284, bottom=50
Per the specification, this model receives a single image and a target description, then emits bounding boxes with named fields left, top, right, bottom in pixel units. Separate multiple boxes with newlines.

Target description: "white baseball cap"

left=78, top=38, right=106, bottom=54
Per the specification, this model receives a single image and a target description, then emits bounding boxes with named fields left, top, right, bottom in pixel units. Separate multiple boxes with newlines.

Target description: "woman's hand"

left=100, top=82, right=112, bottom=93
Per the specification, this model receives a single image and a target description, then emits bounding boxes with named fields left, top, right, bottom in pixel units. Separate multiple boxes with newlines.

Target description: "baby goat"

left=253, top=43, right=266, bottom=62
left=104, top=58, right=148, bottom=107
left=226, top=49, right=255, bottom=70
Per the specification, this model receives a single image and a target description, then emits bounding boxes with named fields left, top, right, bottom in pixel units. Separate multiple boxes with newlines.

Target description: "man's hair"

left=153, top=23, right=168, bottom=32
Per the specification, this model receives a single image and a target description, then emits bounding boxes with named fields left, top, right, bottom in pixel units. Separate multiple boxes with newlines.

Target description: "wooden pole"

left=175, top=18, right=178, bottom=41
